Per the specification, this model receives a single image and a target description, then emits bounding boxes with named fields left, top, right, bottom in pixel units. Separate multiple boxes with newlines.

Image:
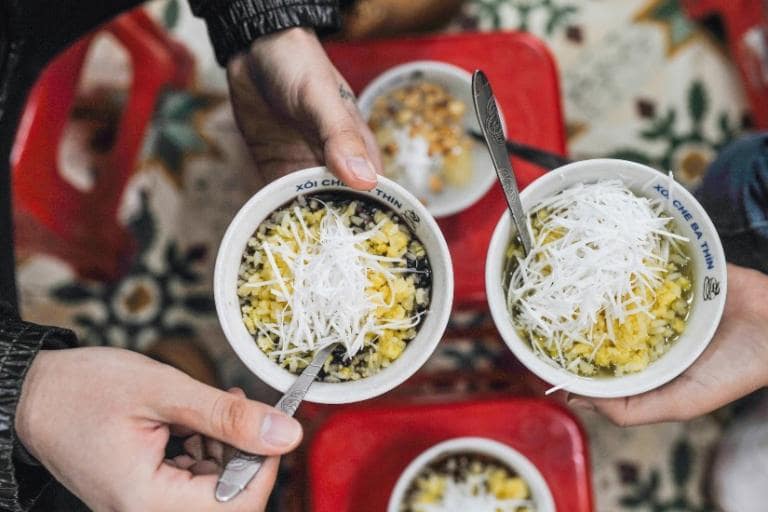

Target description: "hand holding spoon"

left=215, top=343, right=336, bottom=502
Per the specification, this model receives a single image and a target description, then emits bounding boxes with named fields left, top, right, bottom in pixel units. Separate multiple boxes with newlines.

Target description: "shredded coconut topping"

left=507, top=180, right=688, bottom=366
left=253, top=209, right=419, bottom=359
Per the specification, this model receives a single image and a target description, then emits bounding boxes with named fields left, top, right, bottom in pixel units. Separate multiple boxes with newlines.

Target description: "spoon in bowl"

left=215, top=342, right=337, bottom=502
left=471, top=69, right=533, bottom=255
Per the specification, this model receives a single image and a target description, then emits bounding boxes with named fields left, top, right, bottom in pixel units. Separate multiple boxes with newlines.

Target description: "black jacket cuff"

left=0, top=303, right=77, bottom=511
left=190, top=0, right=341, bottom=66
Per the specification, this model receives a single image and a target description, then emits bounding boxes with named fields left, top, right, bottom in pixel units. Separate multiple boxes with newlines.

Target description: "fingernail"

left=261, top=413, right=302, bottom=448
left=568, top=398, right=595, bottom=411
left=347, top=157, right=377, bottom=183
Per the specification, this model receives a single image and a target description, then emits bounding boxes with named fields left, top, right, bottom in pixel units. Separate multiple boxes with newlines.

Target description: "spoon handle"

left=214, top=343, right=335, bottom=502
left=471, top=69, right=533, bottom=255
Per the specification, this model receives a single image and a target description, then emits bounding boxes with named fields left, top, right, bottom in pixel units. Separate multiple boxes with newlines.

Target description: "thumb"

left=156, top=372, right=302, bottom=455
left=300, top=74, right=380, bottom=190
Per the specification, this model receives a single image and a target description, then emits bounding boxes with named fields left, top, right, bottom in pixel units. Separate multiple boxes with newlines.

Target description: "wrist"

left=15, top=350, right=53, bottom=463
left=248, top=27, right=319, bottom=60
left=197, top=1, right=341, bottom=66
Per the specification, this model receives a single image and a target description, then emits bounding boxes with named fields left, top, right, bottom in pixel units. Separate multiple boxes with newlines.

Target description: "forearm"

left=189, top=0, right=341, bottom=65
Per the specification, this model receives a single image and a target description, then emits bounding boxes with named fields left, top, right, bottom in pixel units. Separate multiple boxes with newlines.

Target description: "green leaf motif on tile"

left=48, top=191, right=214, bottom=350
left=467, top=0, right=579, bottom=36
left=640, top=109, right=676, bottom=140
left=688, top=81, right=708, bottom=126
left=604, top=79, right=740, bottom=186
left=544, top=3, right=578, bottom=36
left=606, top=149, right=654, bottom=166
left=619, top=494, right=644, bottom=508
left=636, top=0, right=699, bottom=54
left=441, top=342, right=502, bottom=370
left=73, top=314, right=97, bottom=328
left=163, top=324, right=195, bottom=338
left=52, top=283, right=95, bottom=303
left=143, top=91, right=222, bottom=181
left=718, top=112, right=735, bottom=141
left=654, top=0, right=680, bottom=19
left=616, top=437, right=715, bottom=512
left=127, top=190, right=156, bottom=256
left=672, top=440, right=692, bottom=486
left=183, top=295, right=215, bottom=313
left=163, top=0, right=180, bottom=29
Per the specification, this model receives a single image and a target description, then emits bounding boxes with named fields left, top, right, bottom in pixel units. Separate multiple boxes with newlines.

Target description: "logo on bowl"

left=703, top=276, right=721, bottom=301
left=651, top=183, right=716, bottom=271
left=402, top=209, right=421, bottom=224
left=295, top=177, right=350, bottom=192
left=373, top=188, right=405, bottom=210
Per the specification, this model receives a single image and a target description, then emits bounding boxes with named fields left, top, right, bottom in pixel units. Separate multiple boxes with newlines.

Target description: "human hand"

left=226, top=27, right=382, bottom=189
left=569, top=264, right=768, bottom=426
left=15, top=347, right=302, bottom=512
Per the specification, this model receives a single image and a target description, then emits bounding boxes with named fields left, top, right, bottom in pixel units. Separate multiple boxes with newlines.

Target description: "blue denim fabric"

left=696, top=133, right=768, bottom=274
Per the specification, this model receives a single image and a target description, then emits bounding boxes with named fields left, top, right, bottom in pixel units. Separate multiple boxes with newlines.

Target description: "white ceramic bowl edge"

left=214, top=167, right=453, bottom=404
left=357, top=60, right=506, bottom=218
left=485, top=159, right=728, bottom=399
left=387, top=437, right=555, bottom=512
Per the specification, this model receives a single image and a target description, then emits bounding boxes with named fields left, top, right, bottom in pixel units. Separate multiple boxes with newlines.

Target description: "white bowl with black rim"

left=387, top=437, right=555, bottom=512
left=357, top=60, right=506, bottom=218
left=214, top=167, right=453, bottom=404
left=485, top=158, right=727, bottom=399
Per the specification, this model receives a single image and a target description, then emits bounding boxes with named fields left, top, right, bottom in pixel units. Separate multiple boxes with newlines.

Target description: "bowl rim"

left=214, top=167, right=453, bottom=404
left=357, top=59, right=503, bottom=219
left=386, top=436, right=556, bottom=512
left=485, top=158, right=728, bottom=398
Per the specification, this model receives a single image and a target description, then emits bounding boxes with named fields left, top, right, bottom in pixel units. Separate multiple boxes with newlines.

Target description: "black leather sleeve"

left=0, top=303, right=77, bottom=512
left=189, top=0, right=341, bottom=65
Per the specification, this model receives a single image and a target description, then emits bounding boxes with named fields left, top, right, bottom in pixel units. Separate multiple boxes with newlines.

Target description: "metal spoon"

left=215, top=343, right=336, bottom=502
left=471, top=69, right=533, bottom=255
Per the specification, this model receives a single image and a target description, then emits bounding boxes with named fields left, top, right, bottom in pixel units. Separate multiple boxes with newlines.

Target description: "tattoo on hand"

left=339, top=85, right=355, bottom=101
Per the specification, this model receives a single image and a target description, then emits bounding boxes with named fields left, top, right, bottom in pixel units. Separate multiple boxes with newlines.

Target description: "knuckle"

left=212, top=395, right=250, bottom=441
left=324, top=123, right=365, bottom=147
left=612, top=414, right=632, bottom=428
left=607, top=397, right=635, bottom=428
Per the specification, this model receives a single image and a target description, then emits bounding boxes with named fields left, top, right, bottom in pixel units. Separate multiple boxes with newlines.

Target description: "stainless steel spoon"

left=471, top=69, right=533, bottom=255
left=215, top=343, right=336, bottom=502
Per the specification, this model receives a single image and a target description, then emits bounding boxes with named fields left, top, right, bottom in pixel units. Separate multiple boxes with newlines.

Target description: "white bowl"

left=387, top=437, right=555, bottom=512
left=214, top=167, right=453, bottom=404
left=357, top=60, right=505, bottom=218
left=486, top=158, right=728, bottom=399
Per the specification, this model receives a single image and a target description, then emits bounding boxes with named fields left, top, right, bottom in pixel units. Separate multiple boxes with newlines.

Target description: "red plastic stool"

left=683, top=0, right=768, bottom=129
left=11, top=9, right=194, bottom=280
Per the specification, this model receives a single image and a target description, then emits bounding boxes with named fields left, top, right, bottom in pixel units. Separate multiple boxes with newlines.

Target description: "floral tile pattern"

left=50, top=189, right=215, bottom=350
left=607, top=80, right=739, bottom=190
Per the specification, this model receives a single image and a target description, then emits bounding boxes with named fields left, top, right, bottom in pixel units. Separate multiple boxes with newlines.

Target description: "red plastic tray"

left=308, top=399, right=593, bottom=511
left=325, top=32, right=566, bottom=309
